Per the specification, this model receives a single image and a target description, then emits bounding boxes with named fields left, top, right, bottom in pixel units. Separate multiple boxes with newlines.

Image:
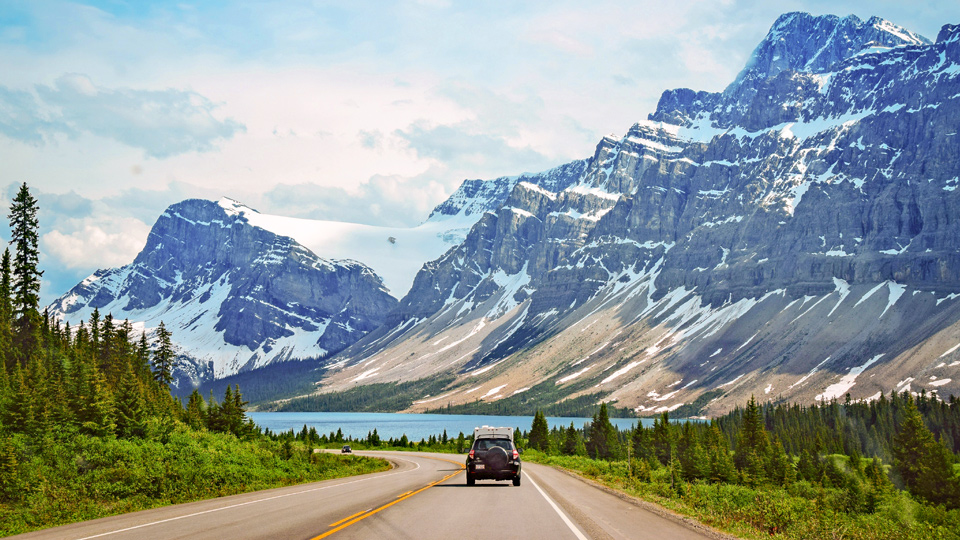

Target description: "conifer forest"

left=518, top=396, right=960, bottom=539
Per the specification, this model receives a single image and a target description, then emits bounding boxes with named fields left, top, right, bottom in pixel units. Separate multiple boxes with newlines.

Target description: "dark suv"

left=465, top=436, right=521, bottom=486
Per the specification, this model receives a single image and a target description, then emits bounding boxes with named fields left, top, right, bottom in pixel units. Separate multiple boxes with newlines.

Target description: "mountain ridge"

left=305, top=13, right=960, bottom=415
left=50, top=12, right=960, bottom=415
left=50, top=198, right=399, bottom=385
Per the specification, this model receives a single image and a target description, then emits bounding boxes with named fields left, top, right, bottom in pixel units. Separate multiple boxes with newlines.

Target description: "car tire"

left=512, top=474, right=521, bottom=486
left=466, top=474, right=475, bottom=486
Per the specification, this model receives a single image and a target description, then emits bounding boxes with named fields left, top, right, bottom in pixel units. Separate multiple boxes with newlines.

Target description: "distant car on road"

left=341, top=445, right=352, bottom=453
left=466, top=426, right=521, bottom=486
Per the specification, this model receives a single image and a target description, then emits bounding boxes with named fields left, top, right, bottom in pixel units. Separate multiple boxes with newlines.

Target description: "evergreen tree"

left=893, top=399, right=960, bottom=508
left=0, top=249, right=13, bottom=370
left=735, top=396, right=769, bottom=470
left=651, top=412, right=674, bottom=465
left=25, top=354, right=51, bottom=437
left=706, top=424, right=737, bottom=484
left=528, top=410, right=550, bottom=452
left=219, top=385, right=237, bottom=433
left=562, top=422, right=580, bottom=456
left=742, top=450, right=767, bottom=487
left=632, top=423, right=652, bottom=462
left=863, top=457, right=891, bottom=493
left=677, top=422, right=708, bottom=481
left=151, top=321, right=177, bottom=386
left=0, top=358, right=8, bottom=413
left=766, top=438, right=795, bottom=486
left=115, top=363, right=146, bottom=438
left=797, top=449, right=820, bottom=482
left=3, top=364, right=32, bottom=434
left=184, top=390, right=206, bottom=430
left=99, top=313, right=117, bottom=379
left=585, top=403, right=620, bottom=460
left=0, top=436, right=20, bottom=501
left=7, top=183, right=43, bottom=361
left=89, top=309, right=101, bottom=350
left=137, top=331, right=150, bottom=370
left=78, top=362, right=116, bottom=437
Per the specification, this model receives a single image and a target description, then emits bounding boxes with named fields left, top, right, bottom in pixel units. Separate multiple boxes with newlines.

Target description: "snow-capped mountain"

left=310, top=13, right=960, bottom=415
left=47, top=166, right=581, bottom=384
left=50, top=198, right=400, bottom=384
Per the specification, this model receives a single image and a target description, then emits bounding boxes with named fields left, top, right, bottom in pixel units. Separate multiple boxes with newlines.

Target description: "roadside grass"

left=0, top=427, right=389, bottom=537
left=525, top=452, right=960, bottom=540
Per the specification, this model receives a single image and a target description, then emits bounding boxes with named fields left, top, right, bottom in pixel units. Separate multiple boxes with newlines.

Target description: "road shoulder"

left=525, top=462, right=741, bottom=540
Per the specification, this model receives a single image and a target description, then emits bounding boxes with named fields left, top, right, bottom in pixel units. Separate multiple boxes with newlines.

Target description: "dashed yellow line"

left=312, top=455, right=465, bottom=540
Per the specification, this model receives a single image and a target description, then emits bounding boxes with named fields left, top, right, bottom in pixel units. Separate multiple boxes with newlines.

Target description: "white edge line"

left=526, top=472, right=589, bottom=540
left=75, top=455, right=421, bottom=540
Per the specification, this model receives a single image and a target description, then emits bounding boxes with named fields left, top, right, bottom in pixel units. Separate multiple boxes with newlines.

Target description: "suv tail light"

left=512, top=449, right=519, bottom=459
left=469, top=449, right=475, bottom=459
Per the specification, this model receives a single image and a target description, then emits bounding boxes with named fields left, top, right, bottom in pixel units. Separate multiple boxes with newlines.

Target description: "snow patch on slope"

left=816, top=354, right=884, bottom=401
left=220, top=198, right=480, bottom=296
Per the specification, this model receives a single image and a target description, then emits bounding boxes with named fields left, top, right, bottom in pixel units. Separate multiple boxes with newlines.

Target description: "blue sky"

left=1, top=0, right=957, bottom=305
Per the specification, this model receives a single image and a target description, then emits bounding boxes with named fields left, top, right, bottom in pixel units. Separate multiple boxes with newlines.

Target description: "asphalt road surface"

left=14, top=451, right=727, bottom=540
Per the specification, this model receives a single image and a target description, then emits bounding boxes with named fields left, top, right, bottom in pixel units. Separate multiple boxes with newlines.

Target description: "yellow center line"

left=328, top=510, right=369, bottom=528
left=312, top=455, right=465, bottom=540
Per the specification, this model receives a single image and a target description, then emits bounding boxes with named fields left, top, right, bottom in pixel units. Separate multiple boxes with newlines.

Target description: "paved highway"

left=15, top=451, right=730, bottom=540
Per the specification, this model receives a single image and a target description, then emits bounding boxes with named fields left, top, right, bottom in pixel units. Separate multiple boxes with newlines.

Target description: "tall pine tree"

left=7, top=183, right=42, bottom=362
left=151, top=321, right=176, bottom=386
left=893, top=399, right=960, bottom=508
left=585, top=402, right=620, bottom=460
left=0, top=249, right=12, bottom=370
left=528, top=410, right=550, bottom=452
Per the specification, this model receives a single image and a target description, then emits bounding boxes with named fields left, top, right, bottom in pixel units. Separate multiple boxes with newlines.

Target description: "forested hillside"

left=0, top=184, right=387, bottom=536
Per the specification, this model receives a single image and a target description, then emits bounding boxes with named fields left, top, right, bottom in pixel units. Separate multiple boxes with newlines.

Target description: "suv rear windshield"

left=475, top=439, right=512, bottom=451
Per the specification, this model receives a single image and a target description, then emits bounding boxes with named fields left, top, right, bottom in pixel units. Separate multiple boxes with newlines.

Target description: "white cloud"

left=43, top=215, right=151, bottom=270
left=0, top=73, right=244, bottom=158
left=261, top=173, right=448, bottom=227
left=1, top=0, right=957, bottom=305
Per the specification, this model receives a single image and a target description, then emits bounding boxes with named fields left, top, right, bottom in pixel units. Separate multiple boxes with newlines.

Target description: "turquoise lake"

left=247, top=412, right=653, bottom=441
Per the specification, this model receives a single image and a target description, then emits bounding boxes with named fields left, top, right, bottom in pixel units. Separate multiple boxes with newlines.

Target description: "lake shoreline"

left=248, top=411, right=649, bottom=441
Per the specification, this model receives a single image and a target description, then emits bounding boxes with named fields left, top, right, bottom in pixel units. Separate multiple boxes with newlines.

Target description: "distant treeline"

left=270, top=376, right=636, bottom=418
left=264, top=377, right=458, bottom=412
left=181, top=358, right=327, bottom=406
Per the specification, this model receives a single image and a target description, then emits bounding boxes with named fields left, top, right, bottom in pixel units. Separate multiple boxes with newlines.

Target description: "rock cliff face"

left=317, top=13, right=960, bottom=415
left=50, top=198, right=398, bottom=386
left=427, top=160, right=590, bottom=220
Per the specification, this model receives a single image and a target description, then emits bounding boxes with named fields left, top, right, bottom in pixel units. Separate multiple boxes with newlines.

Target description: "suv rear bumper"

left=467, top=462, right=521, bottom=480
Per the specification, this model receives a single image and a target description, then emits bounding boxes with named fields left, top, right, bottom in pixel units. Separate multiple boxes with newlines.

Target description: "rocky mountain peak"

left=50, top=197, right=398, bottom=385
left=938, top=23, right=960, bottom=44
left=735, top=12, right=928, bottom=84
left=427, top=160, right=590, bottom=222
left=650, top=12, right=934, bottom=133
left=722, top=12, right=930, bottom=115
